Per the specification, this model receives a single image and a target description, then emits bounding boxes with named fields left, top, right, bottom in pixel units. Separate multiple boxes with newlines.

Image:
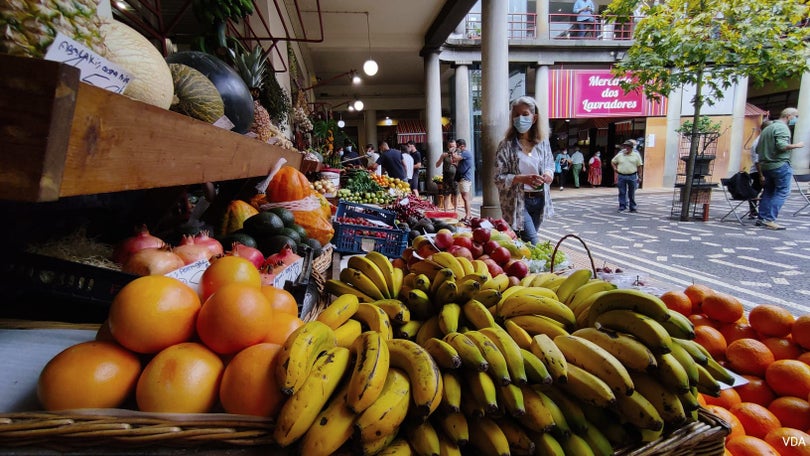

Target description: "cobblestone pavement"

left=471, top=186, right=810, bottom=313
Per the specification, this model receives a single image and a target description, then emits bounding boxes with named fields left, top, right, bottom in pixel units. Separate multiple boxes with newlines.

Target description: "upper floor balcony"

left=462, top=12, right=638, bottom=42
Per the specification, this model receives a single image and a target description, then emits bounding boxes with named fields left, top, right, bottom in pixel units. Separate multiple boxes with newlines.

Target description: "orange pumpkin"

left=266, top=166, right=313, bottom=203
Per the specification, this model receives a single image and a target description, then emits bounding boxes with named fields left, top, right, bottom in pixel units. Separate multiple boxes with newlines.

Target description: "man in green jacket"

left=756, top=107, right=804, bottom=230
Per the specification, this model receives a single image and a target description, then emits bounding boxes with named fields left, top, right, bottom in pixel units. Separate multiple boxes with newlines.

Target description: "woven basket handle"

left=550, top=233, right=597, bottom=277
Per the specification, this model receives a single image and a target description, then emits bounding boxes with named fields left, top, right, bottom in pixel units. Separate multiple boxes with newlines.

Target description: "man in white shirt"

left=570, top=148, right=585, bottom=188
left=400, top=144, right=414, bottom=192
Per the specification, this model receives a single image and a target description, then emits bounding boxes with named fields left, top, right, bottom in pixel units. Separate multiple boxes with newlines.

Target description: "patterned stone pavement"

left=470, top=186, right=810, bottom=313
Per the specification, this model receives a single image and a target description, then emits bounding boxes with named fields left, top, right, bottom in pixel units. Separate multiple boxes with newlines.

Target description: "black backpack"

left=728, top=171, right=758, bottom=200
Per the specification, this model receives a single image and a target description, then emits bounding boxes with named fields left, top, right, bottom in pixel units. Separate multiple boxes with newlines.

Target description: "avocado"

left=242, top=212, right=285, bottom=237
left=304, top=238, right=323, bottom=257
left=280, top=227, right=302, bottom=244
left=288, top=223, right=308, bottom=241
left=217, top=231, right=258, bottom=249
left=257, top=234, right=297, bottom=256
left=268, top=207, right=296, bottom=227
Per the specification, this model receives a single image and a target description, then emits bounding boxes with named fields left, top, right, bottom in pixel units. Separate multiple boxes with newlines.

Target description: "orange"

left=763, top=337, right=803, bottom=361
left=219, top=343, right=285, bottom=417
left=718, top=322, right=759, bottom=345
left=768, top=396, right=810, bottom=431
left=750, top=305, right=796, bottom=338
left=703, top=388, right=742, bottom=409
left=200, top=255, right=262, bottom=301
left=660, top=290, right=692, bottom=316
left=703, top=292, right=744, bottom=324
left=765, top=428, right=810, bottom=456
left=730, top=402, right=782, bottom=439
left=136, top=342, right=224, bottom=413
left=726, top=338, right=775, bottom=377
left=697, top=392, right=708, bottom=407
left=705, top=404, right=745, bottom=442
left=684, top=283, right=714, bottom=314
left=197, top=283, right=275, bottom=355
left=262, top=312, right=304, bottom=345
left=693, top=325, right=728, bottom=360
left=726, top=435, right=780, bottom=456
left=108, top=275, right=201, bottom=354
left=793, top=316, right=810, bottom=350
left=689, top=313, right=719, bottom=329
left=766, top=359, right=810, bottom=398
left=37, top=341, right=141, bottom=411
left=736, top=375, right=777, bottom=407
left=798, top=352, right=810, bottom=366
left=260, top=285, right=299, bottom=316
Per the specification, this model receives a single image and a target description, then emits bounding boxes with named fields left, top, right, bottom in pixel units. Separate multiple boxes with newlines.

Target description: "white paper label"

left=44, top=32, right=132, bottom=94
left=213, top=115, right=236, bottom=130
left=165, top=259, right=210, bottom=295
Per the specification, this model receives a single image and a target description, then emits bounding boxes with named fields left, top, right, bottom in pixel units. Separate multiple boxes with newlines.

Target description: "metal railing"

left=462, top=13, right=637, bottom=41
left=465, top=13, right=538, bottom=40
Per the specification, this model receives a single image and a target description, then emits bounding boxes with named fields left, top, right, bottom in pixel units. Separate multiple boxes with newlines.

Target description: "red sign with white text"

left=572, top=70, right=643, bottom=117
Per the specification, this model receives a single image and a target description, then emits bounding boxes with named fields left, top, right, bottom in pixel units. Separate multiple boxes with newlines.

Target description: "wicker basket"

left=301, top=244, right=333, bottom=323
left=615, top=408, right=730, bottom=456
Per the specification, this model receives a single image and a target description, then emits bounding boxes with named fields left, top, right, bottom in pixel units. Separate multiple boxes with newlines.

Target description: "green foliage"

left=675, top=116, right=721, bottom=134
left=261, top=71, right=291, bottom=128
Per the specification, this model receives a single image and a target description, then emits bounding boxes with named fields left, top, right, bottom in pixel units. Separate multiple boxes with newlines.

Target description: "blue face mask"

left=513, top=115, right=534, bottom=134
left=789, top=116, right=798, bottom=126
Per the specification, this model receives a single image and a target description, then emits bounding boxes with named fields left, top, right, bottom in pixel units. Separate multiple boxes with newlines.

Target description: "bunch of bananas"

left=284, top=252, right=735, bottom=455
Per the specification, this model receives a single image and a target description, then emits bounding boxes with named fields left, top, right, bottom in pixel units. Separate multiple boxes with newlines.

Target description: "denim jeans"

left=617, top=173, right=638, bottom=210
left=758, top=162, right=793, bottom=222
left=520, top=193, right=545, bottom=244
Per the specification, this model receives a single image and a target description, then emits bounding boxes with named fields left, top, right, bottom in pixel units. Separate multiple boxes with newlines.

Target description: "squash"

left=292, top=211, right=333, bottom=246
left=169, top=63, right=225, bottom=123
left=99, top=19, right=174, bottom=109
left=166, top=51, right=255, bottom=134
left=266, top=166, right=313, bottom=203
left=220, top=200, right=259, bottom=235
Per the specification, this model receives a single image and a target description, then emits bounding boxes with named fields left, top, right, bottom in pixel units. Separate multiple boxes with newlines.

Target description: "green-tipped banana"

left=479, top=326, right=528, bottom=386
left=543, top=387, right=589, bottom=434
left=536, top=432, right=566, bottom=456
left=521, top=347, right=553, bottom=385
left=630, top=372, right=687, bottom=427
left=654, top=353, right=691, bottom=393
left=554, top=334, right=635, bottom=397
left=520, top=385, right=557, bottom=433
left=660, top=309, right=696, bottom=340
left=466, top=330, right=512, bottom=386
left=561, top=433, right=599, bottom=456
left=593, top=310, right=673, bottom=354
left=673, top=337, right=709, bottom=365
left=537, top=389, right=571, bottom=439
left=555, top=268, right=594, bottom=305
left=615, top=390, right=664, bottom=431
left=586, top=289, right=671, bottom=327
left=695, top=363, right=722, bottom=397
left=581, top=422, right=614, bottom=456
left=572, top=327, right=658, bottom=373
left=668, top=339, right=700, bottom=386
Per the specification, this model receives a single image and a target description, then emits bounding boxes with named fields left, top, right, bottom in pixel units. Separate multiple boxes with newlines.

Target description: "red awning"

left=396, top=120, right=426, bottom=144
left=745, top=103, right=768, bottom=117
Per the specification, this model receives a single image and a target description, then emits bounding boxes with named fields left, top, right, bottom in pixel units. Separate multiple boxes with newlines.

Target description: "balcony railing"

left=465, top=13, right=538, bottom=40
left=463, top=13, right=637, bottom=41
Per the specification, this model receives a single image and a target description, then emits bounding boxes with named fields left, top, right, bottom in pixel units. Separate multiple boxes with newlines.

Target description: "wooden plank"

left=0, top=55, right=79, bottom=202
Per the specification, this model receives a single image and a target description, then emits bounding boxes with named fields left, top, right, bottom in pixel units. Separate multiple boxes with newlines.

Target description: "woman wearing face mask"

left=494, top=96, right=555, bottom=245
left=587, top=150, right=603, bottom=187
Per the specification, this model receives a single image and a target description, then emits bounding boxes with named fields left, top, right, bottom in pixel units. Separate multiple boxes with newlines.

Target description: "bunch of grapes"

left=528, top=240, right=566, bottom=270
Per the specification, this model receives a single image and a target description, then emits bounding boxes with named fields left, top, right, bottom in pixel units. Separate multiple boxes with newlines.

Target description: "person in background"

left=570, top=148, right=585, bottom=188
left=407, top=140, right=422, bottom=197
left=377, top=141, right=407, bottom=180
left=611, top=139, right=643, bottom=213
left=756, top=107, right=804, bottom=230
left=454, top=138, right=474, bottom=223
left=747, top=120, right=772, bottom=218
left=587, top=150, right=603, bottom=187
left=554, top=149, right=571, bottom=191
left=572, top=0, right=597, bottom=38
left=494, top=96, right=555, bottom=245
left=342, top=139, right=360, bottom=163
left=365, top=144, right=381, bottom=176
left=436, top=140, right=458, bottom=212
left=400, top=144, right=415, bottom=193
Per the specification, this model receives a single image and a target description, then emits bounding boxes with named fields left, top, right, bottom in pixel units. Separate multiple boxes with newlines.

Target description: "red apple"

left=482, top=258, right=503, bottom=277
left=472, top=227, right=491, bottom=244
left=469, top=242, right=484, bottom=259
left=493, top=219, right=510, bottom=231
left=434, top=230, right=454, bottom=250
left=452, top=236, right=473, bottom=250
left=469, top=217, right=484, bottom=229
left=401, top=247, right=415, bottom=262
left=491, top=246, right=512, bottom=266
left=483, top=240, right=501, bottom=255
left=505, top=260, right=529, bottom=280
left=507, top=276, right=521, bottom=287
left=417, top=241, right=439, bottom=259
left=447, top=245, right=474, bottom=262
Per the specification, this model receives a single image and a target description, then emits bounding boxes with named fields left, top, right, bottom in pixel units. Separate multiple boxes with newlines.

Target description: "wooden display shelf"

left=0, top=54, right=304, bottom=202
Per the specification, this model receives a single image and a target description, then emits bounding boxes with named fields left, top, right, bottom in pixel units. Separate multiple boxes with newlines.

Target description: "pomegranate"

left=112, top=225, right=165, bottom=264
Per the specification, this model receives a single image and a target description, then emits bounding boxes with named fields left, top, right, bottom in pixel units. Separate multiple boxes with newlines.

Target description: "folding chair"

left=793, top=173, right=810, bottom=216
left=719, top=178, right=759, bottom=225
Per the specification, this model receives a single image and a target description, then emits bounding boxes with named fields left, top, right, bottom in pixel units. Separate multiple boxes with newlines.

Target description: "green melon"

left=169, top=63, right=225, bottom=123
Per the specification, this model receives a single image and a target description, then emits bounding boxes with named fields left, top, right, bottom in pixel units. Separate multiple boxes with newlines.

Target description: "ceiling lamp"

left=337, top=113, right=345, bottom=128
left=363, top=12, right=378, bottom=76
left=384, top=116, right=393, bottom=126
left=352, top=73, right=362, bottom=85
left=353, top=99, right=365, bottom=111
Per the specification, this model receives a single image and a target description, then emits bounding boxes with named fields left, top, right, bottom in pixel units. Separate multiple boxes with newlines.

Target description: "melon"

left=169, top=63, right=224, bottom=123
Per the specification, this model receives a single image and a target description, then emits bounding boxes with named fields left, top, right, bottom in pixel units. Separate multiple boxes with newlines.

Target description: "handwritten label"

left=274, top=257, right=304, bottom=288
left=44, top=32, right=132, bottom=94
left=165, top=259, right=210, bottom=295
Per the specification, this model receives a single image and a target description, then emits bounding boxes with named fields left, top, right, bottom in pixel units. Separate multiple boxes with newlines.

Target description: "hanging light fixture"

left=353, top=99, right=365, bottom=111
left=337, top=113, right=345, bottom=128
left=363, top=12, right=378, bottom=76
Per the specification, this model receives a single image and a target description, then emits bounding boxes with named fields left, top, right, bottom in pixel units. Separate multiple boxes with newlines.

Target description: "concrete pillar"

left=425, top=51, right=443, bottom=180
left=480, top=0, right=510, bottom=218
left=455, top=16, right=466, bottom=36
left=534, top=64, right=550, bottom=121
left=364, top=109, right=377, bottom=151
left=727, top=78, right=749, bottom=174
left=663, top=86, right=684, bottom=188
left=794, top=68, right=810, bottom=170
left=454, top=62, right=472, bottom=159
left=536, top=0, right=549, bottom=40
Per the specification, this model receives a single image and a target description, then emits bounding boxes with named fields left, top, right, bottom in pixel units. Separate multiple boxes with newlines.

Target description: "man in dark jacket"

left=377, top=141, right=407, bottom=180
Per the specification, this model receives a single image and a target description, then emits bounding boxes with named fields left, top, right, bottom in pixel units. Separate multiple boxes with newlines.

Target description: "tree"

left=605, top=0, right=810, bottom=220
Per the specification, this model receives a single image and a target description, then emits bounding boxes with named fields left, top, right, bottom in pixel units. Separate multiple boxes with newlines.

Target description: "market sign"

left=548, top=69, right=667, bottom=119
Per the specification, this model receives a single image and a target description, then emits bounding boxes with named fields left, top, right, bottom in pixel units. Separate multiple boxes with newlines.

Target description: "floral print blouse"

left=494, top=137, right=555, bottom=231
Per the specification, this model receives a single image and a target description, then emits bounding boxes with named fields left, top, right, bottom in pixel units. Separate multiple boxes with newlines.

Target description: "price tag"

left=399, top=197, right=410, bottom=206
left=44, top=32, right=132, bottom=94
left=479, top=219, right=495, bottom=230
left=165, top=259, right=210, bottom=295
left=213, top=115, right=236, bottom=130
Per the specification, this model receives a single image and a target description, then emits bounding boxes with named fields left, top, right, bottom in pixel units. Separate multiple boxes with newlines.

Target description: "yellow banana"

left=504, top=319, right=535, bottom=349
left=349, top=255, right=391, bottom=299
left=275, top=321, right=337, bottom=396
left=437, top=432, right=461, bottom=456
left=355, top=367, right=411, bottom=442
left=543, top=387, right=588, bottom=434
left=668, top=339, right=699, bottom=386
left=316, top=294, right=361, bottom=330
left=366, top=251, right=396, bottom=298
left=481, top=273, right=509, bottom=292
left=414, top=273, right=431, bottom=293
left=431, top=268, right=456, bottom=295
left=520, top=274, right=538, bottom=287
left=659, top=309, right=696, bottom=340
left=479, top=326, right=528, bottom=386
left=466, top=330, right=511, bottom=386
left=672, top=338, right=709, bottom=365
left=273, top=347, right=351, bottom=447
left=407, top=289, right=434, bottom=320
left=391, top=267, right=404, bottom=299
left=334, top=318, right=363, bottom=348
left=593, top=310, right=673, bottom=354
left=467, top=416, right=511, bottom=456
left=347, top=331, right=390, bottom=413
left=581, top=422, right=614, bottom=456
left=555, top=268, right=594, bottom=305
left=654, top=352, right=691, bottom=393
left=375, top=435, right=412, bottom=456
left=500, top=284, right=560, bottom=303
left=434, top=411, right=469, bottom=447
left=530, top=272, right=559, bottom=288
left=441, top=370, right=462, bottom=414
left=455, top=256, right=476, bottom=276
left=498, top=294, right=575, bottom=327
left=529, top=334, right=568, bottom=383
left=614, top=390, right=664, bottom=431
left=361, top=431, right=398, bottom=455
left=325, top=278, right=374, bottom=302
left=406, top=421, right=441, bottom=456
left=695, top=363, right=721, bottom=397
left=560, top=433, right=598, bottom=456
left=497, top=383, right=526, bottom=417
left=495, top=416, right=536, bottom=455
left=463, top=298, right=497, bottom=329
left=582, top=408, right=631, bottom=448
left=467, top=370, right=499, bottom=415
left=554, top=334, right=635, bottom=397
left=409, top=259, right=443, bottom=280
left=422, top=337, right=462, bottom=369
left=679, top=386, right=701, bottom=412
left=298, top=383, right=355, bottom=456
left=586, top=288, right=671, bottom=327
left=568, top=279, right=617, bottom=316
left=520, top=348, right=553, bottom=385
left=536, top=389, right=571, bottom=439
left=387, top=338, right=443, bottom=418
left=571, top=327, right=658, bottom=373
left=507, top=314, right=570, bottom=340
left=435, top=278, right=458, bottom=306
left=456, top=278, right=481, bottom=302
left=396, top=319, right=423, bottom=340
left=443, top=331, right=489, bottom=372
left=432, top=252, right=465, bottom=281
left=520, top=385, right=557, bottom=433
left=415, top=315, right=443, bottom=347
left=340, top=267, right=386, bottom=301
left=535, top=432, right=566, bottom=456
left=560, top=363, right=616, bottom=408
left=472, top=288, right=502, bottom=308
left=352, top=302, right=393, bottom=340
left=472, top=259, right=490, bottom=276
left=461, top=272, right=489, bottom=285
left=372, top=299, right=410, bottom=324
left=704, top=353, right=735, bottom=385
left=543, top=275, right=568, bottom=291
left=438, top=302, right=461, bottom=334
left=630, top=372, right=687, bottom=427
left=403, top=272, right=418, bottom=290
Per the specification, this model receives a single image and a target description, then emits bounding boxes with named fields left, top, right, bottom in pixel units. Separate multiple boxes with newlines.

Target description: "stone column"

left=425, top=51, right=443, bottom=180
left=794, top=68, right=810, bottom=170
left=536, top=0, right=549, bottom=40
left=454, top=62, right=472, bottom=158
left=364, top=109, right=377, bottom=151
left=534, top=64, right=550, bottom=121
left=480, top=0, right=510, bottom=218
left=663, top=86, right=684, bottom=188
left=727, top=78, right=748, bottom=174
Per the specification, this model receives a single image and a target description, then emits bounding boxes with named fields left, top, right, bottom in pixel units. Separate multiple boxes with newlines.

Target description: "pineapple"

left=234, top=44, right=274, bottom=142
left=0, top=0, right=106, bottom=58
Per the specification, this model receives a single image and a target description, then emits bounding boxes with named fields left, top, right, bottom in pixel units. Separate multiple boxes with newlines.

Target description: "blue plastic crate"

left=333, top=202, right=408, bottom=258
